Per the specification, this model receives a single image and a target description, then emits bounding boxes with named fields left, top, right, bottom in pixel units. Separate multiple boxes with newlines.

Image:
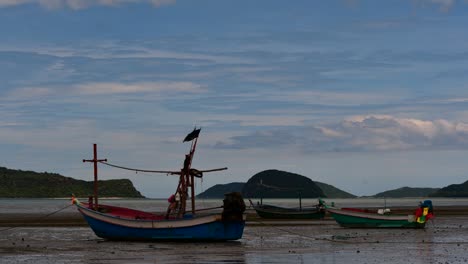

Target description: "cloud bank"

left=216, top=115, right=468, bottom=152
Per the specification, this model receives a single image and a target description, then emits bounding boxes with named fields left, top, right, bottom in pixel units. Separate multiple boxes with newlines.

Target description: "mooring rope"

left=248, top=217, right=337, bottom=243
left=248, top=218, right=468, bottom=245
left=0, top=203, right=74, bottom=232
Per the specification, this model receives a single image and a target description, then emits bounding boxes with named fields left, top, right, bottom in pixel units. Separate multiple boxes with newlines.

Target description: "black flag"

left=183, top=128, right=201, bottom=142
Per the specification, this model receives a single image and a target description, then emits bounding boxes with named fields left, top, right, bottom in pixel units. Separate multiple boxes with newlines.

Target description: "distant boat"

left=73, top=128, right=246, bottom=241
left=326, top=200, right=434, bottom=229
left=249, top=199, right=326, bottom=220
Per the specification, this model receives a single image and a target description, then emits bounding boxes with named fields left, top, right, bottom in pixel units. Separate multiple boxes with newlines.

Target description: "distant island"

left=0, top=167, right=144, bottom=198
left=197, top=169, right=356, bottom=198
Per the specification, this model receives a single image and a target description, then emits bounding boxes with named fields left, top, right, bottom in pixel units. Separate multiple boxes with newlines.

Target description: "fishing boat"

left=326, top=200, right=434, bottom=228
left=249, top=199, right=325, bottom=219
left=72, top=128, right=246, bottom=241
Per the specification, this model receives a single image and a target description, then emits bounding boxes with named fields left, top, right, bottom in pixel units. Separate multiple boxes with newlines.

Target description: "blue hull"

left=79, top=208, right=245, bottom=241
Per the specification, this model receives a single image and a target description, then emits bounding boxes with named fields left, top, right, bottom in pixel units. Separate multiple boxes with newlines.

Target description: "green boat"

left=249, top=199, right=326, bottom=219
left=326, top=200, right=434, bottom=228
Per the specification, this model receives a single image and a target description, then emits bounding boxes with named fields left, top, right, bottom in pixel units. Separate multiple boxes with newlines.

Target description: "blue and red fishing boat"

left=73, top=128, right=246, bottom=241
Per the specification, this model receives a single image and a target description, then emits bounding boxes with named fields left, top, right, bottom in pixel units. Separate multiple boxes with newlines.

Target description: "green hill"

left=430, top=180, right=468, bottom=197
left=372, top=187, right=439, bottom=198
left=242, top=169, right=325, bottom=198
left=196, top=170, right=356, bottom=198
left=197, top=182, right=245, bottom=198
left=315, top=181, right=356, bottom=198
left=0, top=167, right=144, bottom=198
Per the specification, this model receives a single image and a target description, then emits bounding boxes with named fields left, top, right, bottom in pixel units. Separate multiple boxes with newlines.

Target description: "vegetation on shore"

left=0, top=167, right=144, bottom=198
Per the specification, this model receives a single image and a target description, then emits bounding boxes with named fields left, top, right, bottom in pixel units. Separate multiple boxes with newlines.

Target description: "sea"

left=1, top=198, right=468, bottom=264
left=1, top=197, right=467, bottom=214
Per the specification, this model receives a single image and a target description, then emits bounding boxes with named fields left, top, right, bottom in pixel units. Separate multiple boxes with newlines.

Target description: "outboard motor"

left=415, top=199, right=434, bottom=223
left=222, top=192, right=246, bottom=221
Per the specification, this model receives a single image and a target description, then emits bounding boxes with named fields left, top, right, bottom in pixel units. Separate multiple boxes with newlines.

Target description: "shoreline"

left=2, top=205, right=468, bottom=227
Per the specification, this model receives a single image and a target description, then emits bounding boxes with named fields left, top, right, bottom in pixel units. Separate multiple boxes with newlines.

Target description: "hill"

left=430, top=180, right=468, bottom=197
left=0, top=167, right=144, bottom=198
left=315, top=181, right=356, bottom=198
left=196, top=170, right=356, bottom=198
left=197, top=182, right=245, bottom=198
left=242, top=169, right=325, bottom=198
left=372, top=187, right=440, bottom=198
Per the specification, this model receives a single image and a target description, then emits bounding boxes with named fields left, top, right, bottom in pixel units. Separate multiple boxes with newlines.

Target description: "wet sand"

left=1, top=213, right=468, bottom=263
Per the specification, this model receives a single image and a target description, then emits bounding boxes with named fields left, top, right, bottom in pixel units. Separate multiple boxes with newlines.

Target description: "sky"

left=1, top=0, right=468, bottom=198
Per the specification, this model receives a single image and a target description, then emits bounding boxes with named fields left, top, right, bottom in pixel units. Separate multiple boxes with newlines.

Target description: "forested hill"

left=197, top=182, right=245, bottom=198
left=430, top=180, right=468, bottom=197
left=372, top=187, right=440, bottom=198
left=242, top=170, right=325, bottom=198
left=314, top=181, right=356, bottom=198
left=197, top=169, right=356, bottom=198
left=0, top=167, right=144, bottom=198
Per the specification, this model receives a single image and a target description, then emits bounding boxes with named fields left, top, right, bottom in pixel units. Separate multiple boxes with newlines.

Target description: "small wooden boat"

left=73, top=128, right=246, bottom=241
left=326, top=200, right=434, bottom=228
left=249, top=199, right=326, bottom=219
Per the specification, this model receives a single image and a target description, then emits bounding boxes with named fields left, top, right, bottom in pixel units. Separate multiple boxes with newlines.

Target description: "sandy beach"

left=1, top=206, right=468, bottom=264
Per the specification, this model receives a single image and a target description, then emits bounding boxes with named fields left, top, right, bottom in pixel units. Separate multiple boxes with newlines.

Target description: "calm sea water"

left=1, top=197, right=467, bottom=215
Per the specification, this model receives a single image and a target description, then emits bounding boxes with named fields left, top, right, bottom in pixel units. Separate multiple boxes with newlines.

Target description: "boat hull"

left=253, top=204, right=325, bottom=219
left=327, top=208, right=425, bottom=229
left=77, top=204, right=246, bottom=241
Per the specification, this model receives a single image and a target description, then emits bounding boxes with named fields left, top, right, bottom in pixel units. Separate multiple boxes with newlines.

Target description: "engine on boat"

left=222, top=192, right=246, bottom=221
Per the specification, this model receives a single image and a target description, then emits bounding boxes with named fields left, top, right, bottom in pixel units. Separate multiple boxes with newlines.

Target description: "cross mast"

left=83, top=144, right=107, bottom=210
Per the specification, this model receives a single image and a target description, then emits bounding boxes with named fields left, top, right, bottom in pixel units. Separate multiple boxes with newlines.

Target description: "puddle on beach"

left=1, top=218, right=468, bottom=264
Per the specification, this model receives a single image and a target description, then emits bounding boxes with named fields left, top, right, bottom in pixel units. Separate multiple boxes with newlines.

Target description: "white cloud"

left=74, top=81, right=205, bottom=95
left=1, top=81, right=205, bottom=105
left=0, top=0, right=29, bottom=7
left=250, top=90, right=402, bottom=107
left=6, top=87, right=53, bottom=99
left=429, top=0, right=455, bottom=11
left=0, top=0, right=176, bottom=9
left=414, top=0, right=456, bottom=12
left=149, top=0, right=174, bottom=7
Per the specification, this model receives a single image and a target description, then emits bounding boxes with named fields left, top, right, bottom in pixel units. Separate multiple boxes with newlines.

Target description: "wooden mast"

left=189, top=137, right=199, bottom=215
left=83, top=144, right=107, bottom=210
left=176, top=135, right=198, bottom=217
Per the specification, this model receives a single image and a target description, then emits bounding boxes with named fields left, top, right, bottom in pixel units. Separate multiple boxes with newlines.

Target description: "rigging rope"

left=98, top=161, right=179, bottom=175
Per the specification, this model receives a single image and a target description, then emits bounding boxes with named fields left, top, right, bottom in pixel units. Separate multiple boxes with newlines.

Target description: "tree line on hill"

left=1, top=166, right=467, bottom=198
left=0, top=167, right=144, bottom=198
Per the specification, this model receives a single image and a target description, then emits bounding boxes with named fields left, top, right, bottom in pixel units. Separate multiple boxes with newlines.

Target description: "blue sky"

left=1, top=0, right=468, bottom=198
